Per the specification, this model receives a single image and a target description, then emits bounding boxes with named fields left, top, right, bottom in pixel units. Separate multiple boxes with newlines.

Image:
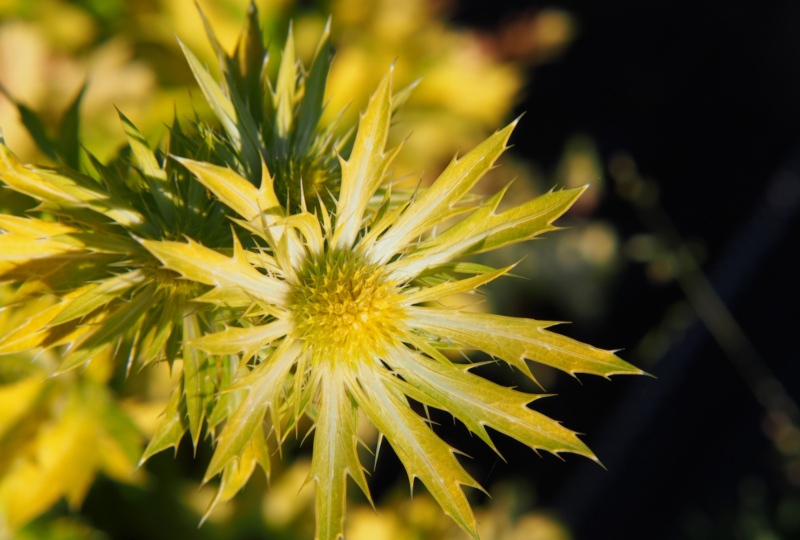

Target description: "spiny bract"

left=0, top=4, right=643, bottom=539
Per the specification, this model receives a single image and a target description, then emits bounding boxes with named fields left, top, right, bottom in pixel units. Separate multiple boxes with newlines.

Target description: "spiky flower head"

left=0, top=4, right=643, bottom=538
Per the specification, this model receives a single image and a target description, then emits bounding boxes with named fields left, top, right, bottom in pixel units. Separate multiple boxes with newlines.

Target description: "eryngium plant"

left=0, top=4, right=643, bottom=538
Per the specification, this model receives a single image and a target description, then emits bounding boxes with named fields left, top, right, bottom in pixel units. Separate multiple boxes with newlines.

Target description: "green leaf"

left=408, top=307, right=643, bottom=380
left=32, top=169, right=143, bottom=227
left=178, top=39, right=239, bottom=147
left=273, top=25, right=297, bottom=140
left=140, top=380, right=189, bottom=463
left=56, top=287, right=155, bottom=373
left=119, top=111, right=175, bottom=226
left=137, top=301, right=178, bottom=368
left=204, top=340, right=299, bottom=481
left=179, top=33, right=264, bottom=182
left=232, top=1, right=267, bottom=119
left=182, top=312, right=214, bottom=448
left=206, top=355, right=242, bottom=432
left=49, top=270, right=145, bottom=325
left=57, top=83, right=85, bottom=170
left=0, top=85, right=58, bottom=162
left=294, top=19, right=331, bottom=156
left=51, top=231, right=143, bottom=254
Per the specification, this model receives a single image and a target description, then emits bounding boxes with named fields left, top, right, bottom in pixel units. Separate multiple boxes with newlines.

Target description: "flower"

left=0, top=6, right=642, bottom=538
left=140, top=66, right=642, bottom=538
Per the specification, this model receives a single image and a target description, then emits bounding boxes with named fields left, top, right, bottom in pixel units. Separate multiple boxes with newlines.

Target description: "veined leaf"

left=387, top=343, right=596, bottom=459
left=389, top=187, right=584, bottom=281
left=401, top=265, right=513, bottom=306
left=192, top=286, right=253, bottom=308
left=178, top=39, right=239, bottom=148
left=204, top=340, right=299, bottom=481
left=334, top=70, right=395, bottom=250
left=172, top=156, right=279, bottom=223
left=140, top=380, right=189, bottom=463
left=354, top=364, right=480, bottom=539
left=369, top=121, right=516, bottom=264
left=408, top=307, right=643, bottom=380
left=141, top=236, right=291, bottom=307
left=189, top=319, right=290, bottom=357
left=182, top=312, right=214, bottom=448
left=0, top=234, right=79, bottom=273
left=50, top=270, right=145, bottom=325
left=0, top=296, right=65, bottom=354
left=204, top=425, right=271, bottom=523
left=0, top=143, right=77, bottom=204
left=310, top=365, right=370, bottom=540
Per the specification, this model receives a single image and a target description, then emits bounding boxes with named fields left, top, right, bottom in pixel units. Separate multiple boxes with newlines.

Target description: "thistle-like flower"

left=0, top=5, right=643, bottom=539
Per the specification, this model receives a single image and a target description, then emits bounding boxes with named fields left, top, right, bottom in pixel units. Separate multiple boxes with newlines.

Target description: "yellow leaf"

left=173, top=156, right=279, bottom=224
left=369, top=121, right=516, bottom=265
left=353, top=364, right=480, bottom=540
left=0, top=396, right=97, bottom=528
left=387, top=343, right=596, bottom=459
left=189, top=319, right=290, bottom=358
left=334, top=69, right=396, bottom=250
left=0, top=376, right=43, bottom=439
left=408, top=307, right=643, bottom=380
left=310, top=364, right=371, bottom=540
left=0, top=215, right=78, bottom=238
left=141, top=236, right=291, bottom=308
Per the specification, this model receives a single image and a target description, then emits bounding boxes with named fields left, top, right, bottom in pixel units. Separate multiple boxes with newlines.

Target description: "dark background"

left=449, top=1, right=800, bottom=539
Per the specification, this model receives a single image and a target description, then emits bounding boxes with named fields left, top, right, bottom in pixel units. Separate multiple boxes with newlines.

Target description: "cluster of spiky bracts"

left=0, top=4, right=642, bottom=539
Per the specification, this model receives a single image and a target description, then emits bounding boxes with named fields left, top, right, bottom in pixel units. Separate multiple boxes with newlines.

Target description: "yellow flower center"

left=293, top=252, right=405, bottom=364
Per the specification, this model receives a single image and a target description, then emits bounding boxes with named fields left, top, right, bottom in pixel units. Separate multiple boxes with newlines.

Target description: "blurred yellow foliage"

left=0, top=0, right=573, bottom=174
left=0, top=346, right=143, bottom=535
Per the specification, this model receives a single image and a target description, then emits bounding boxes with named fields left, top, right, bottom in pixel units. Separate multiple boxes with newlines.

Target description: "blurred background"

left=1, top=0, right=799, bottom=539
